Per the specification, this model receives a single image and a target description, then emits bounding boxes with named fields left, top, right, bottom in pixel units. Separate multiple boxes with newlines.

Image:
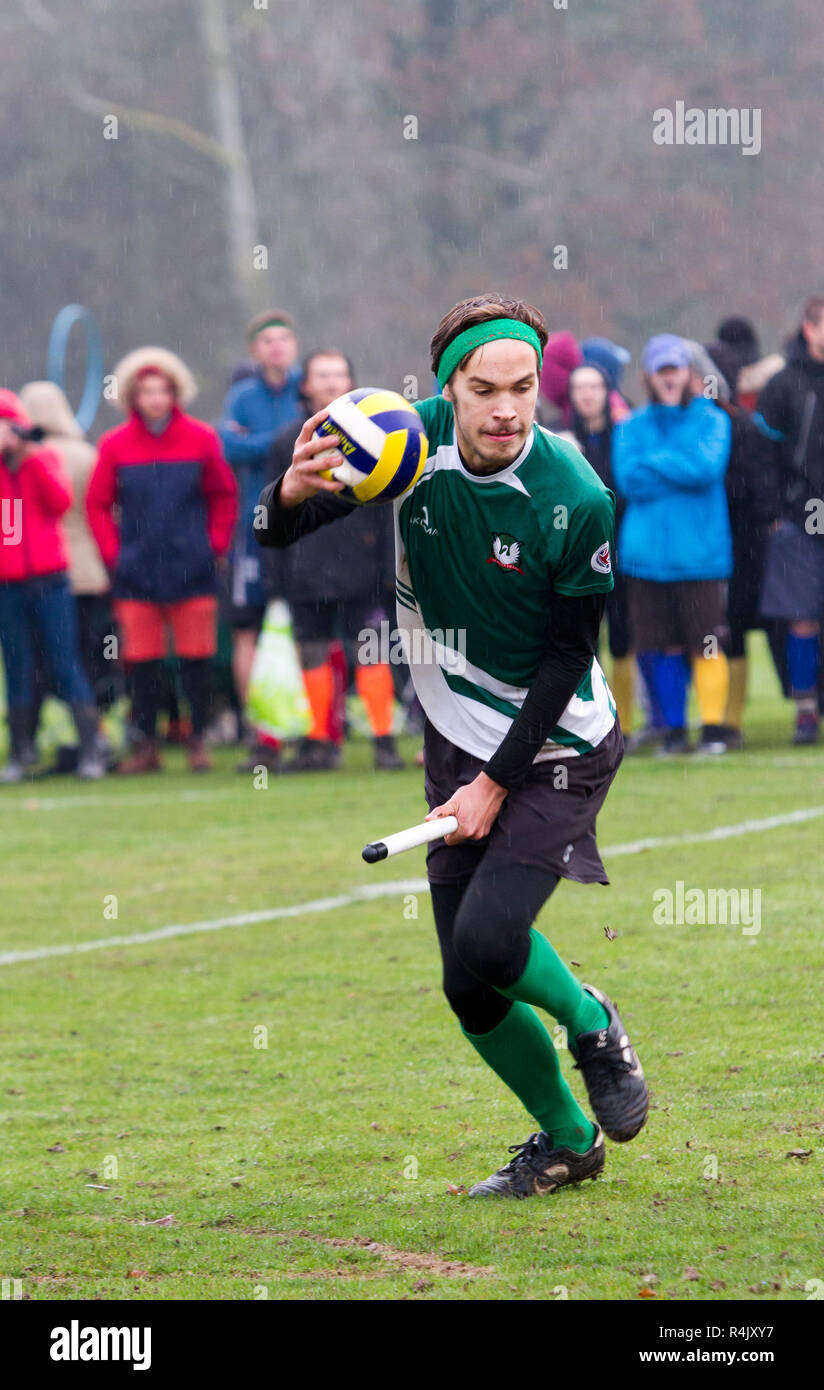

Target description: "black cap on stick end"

left=362, top=842, right=388, bottom=864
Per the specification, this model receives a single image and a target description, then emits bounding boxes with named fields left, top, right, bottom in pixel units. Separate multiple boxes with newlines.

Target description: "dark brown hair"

left=429, top=293, right=548, bottom=378
left=299, top=348, right=356, bottom=392
left=803, top=294, right=824, bottom=327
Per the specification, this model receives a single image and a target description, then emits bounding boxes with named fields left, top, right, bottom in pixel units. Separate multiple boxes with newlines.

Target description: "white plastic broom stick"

left=362, top=815, right=459, bottom=863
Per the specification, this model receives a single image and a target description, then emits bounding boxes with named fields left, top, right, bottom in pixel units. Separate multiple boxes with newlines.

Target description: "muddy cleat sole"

left=570, top=985, right=649, bottom=1142
left=468, top=1126, right=605, bottom=1199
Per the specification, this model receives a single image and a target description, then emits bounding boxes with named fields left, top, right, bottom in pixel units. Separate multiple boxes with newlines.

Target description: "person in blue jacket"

left=218, top=310, right=303, bottom=770
left=612, top=334, right=732, bottom=755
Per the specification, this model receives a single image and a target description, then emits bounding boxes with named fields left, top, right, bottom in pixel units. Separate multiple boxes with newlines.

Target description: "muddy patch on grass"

left=318, top=1235, right=492, bottom=1278
left=241, top=1227, right=492, bottom=1279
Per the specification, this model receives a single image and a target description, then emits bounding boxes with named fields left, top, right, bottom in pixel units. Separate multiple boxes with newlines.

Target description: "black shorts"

left=290, top=597, right=383, bottom=647
left=230, top=603, right=266, bottom=633
left=760, top=520, right=824, bottom=622
left=627, top=578, right=729, bottom=652
left=423, top=718, right=624, bottom=887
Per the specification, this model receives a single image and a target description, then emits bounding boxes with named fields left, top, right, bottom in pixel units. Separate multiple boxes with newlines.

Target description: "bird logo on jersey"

left=590, top=541, right=611, bottom=575
left=488, top=533, right=524, bottom=573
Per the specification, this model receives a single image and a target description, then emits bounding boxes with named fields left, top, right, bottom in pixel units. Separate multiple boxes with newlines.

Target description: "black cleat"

left=655, top=728, right=691, bottom=757
left=695, top=724, right=728, bottom=757
left=374, top=734, right=404, bottom=770
left=468, top=1126, right=605, bottom=1199
left=570, top=985, right=649, bottom=1143
left=235, top=742, right=283, bottom=775
left=793, top=711, right=819, bottom=746
left=282, top=738, right=342, bottom=773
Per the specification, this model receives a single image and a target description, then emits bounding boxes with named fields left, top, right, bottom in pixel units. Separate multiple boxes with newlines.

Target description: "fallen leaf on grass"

left=638, top=1287, right=656, bottom=1298
left=446, top=1184, right=467, bottom=1196
left=570, top=960, right=582, bottom=968
left=85, top=1184, right=110, bottom=1191
left=144, top=1215, right=174, bottom=1227
left=603, top=927, right=617, bottom=941
left=127, top=1269, right=148, bottom=1278
left=666, top=1051, right=684, bottom=1058
left=785, top=1149, right=812, bottom=1161
left=46, top=1144, right=65, bottom=1153
left=683, top=1267, right=700, bottom=1281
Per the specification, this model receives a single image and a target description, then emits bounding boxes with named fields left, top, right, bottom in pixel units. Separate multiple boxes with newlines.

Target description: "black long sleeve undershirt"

left=256, top=469, right=608, bottom=792
left=482, top=590, right=607, bottom=791
left=256, top=470, right=357, bottom=548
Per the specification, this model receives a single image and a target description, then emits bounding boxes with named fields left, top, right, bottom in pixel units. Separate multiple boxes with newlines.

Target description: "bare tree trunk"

left=198, top=0, right=260, bottom=322
left=421, top=0, right=461, bottom=267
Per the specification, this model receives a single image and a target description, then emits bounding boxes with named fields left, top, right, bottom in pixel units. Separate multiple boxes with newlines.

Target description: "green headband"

left=248, top=315, right=292, bottom=342
left=436, top=317, right=543, bottom=388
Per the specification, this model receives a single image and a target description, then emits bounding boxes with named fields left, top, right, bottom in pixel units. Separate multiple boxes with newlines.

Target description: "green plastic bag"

left=245, top=599, right=311, bottom=740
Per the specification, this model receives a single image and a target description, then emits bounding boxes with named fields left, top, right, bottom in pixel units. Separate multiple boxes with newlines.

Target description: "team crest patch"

left=488, top=533, right=523, bottom=573
left=590, top=541, right=611, bottom=575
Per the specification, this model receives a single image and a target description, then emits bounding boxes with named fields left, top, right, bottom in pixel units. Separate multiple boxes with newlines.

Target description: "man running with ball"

left=257, top=294, right=648, bottom=1199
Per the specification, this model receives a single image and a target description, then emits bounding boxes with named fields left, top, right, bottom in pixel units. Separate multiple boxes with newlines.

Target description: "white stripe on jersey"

left=415, top=437, right=533, bottom=495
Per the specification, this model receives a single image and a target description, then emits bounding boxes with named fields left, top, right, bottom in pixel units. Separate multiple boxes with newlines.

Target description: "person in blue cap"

left=612, top=334, right=733, bottom=755
left=581, top=336, right=633, bottom=416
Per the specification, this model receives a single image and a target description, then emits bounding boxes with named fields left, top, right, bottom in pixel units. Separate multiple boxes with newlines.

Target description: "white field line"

left=1, top=805, right=822, bottom=968
left=598, top=804, right=824, bottom=856
left=0, top=788, right=238, bottom=811
left=0, top=881, right=429, bottom=966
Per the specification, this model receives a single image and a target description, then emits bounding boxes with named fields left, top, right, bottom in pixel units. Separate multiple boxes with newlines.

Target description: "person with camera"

left=0, top=389, right=105, bottom=783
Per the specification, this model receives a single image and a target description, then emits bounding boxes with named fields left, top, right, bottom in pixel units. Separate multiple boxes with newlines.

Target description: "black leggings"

left=130, top=657, right=212, bottom=738
left=430, top=862, right=560, bottom=1035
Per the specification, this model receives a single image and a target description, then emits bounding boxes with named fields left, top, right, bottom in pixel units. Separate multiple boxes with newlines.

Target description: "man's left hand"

left=425, top=771, right=508, bottom=845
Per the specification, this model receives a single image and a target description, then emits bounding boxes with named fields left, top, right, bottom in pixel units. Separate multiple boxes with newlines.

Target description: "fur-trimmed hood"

left=112, top=347, right=197, bottom=412
left=19, top=380, right=83, bottom=438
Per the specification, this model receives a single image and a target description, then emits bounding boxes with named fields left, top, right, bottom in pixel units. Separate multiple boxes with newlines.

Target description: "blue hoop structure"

left=47, top=304, right=104, bottom=433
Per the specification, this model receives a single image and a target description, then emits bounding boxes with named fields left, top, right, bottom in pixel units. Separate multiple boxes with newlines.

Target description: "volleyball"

left=315, top=388, right=428, bottom=505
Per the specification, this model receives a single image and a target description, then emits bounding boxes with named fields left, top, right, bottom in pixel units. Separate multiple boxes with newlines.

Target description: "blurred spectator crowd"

left=2, top=296, right=824, bottom=783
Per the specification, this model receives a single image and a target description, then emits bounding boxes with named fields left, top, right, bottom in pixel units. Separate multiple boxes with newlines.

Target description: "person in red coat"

left=0, top=389, right=105, bottom=782
left=86, top=348, right=238, bottom=773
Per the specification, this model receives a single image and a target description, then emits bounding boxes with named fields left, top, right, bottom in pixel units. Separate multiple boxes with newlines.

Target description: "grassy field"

left=1, top=633, right=822, bottom=1302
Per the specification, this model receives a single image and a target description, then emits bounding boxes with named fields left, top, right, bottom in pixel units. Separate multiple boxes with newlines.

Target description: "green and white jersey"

left=393, top=394, right=617, bottom=762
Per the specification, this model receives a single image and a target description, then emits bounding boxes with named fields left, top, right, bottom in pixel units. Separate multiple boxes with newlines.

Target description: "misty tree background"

left=2, top=0, right=821, bottom=427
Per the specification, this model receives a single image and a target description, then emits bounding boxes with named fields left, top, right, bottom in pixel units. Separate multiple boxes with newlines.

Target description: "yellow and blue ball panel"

left=316, top=388, right=428, bottom=506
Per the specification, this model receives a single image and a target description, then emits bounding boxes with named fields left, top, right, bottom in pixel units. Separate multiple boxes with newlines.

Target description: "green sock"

left=462, top=1003, right=596, bottom=1153
left=499, top=927, right=610, bottom=1042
